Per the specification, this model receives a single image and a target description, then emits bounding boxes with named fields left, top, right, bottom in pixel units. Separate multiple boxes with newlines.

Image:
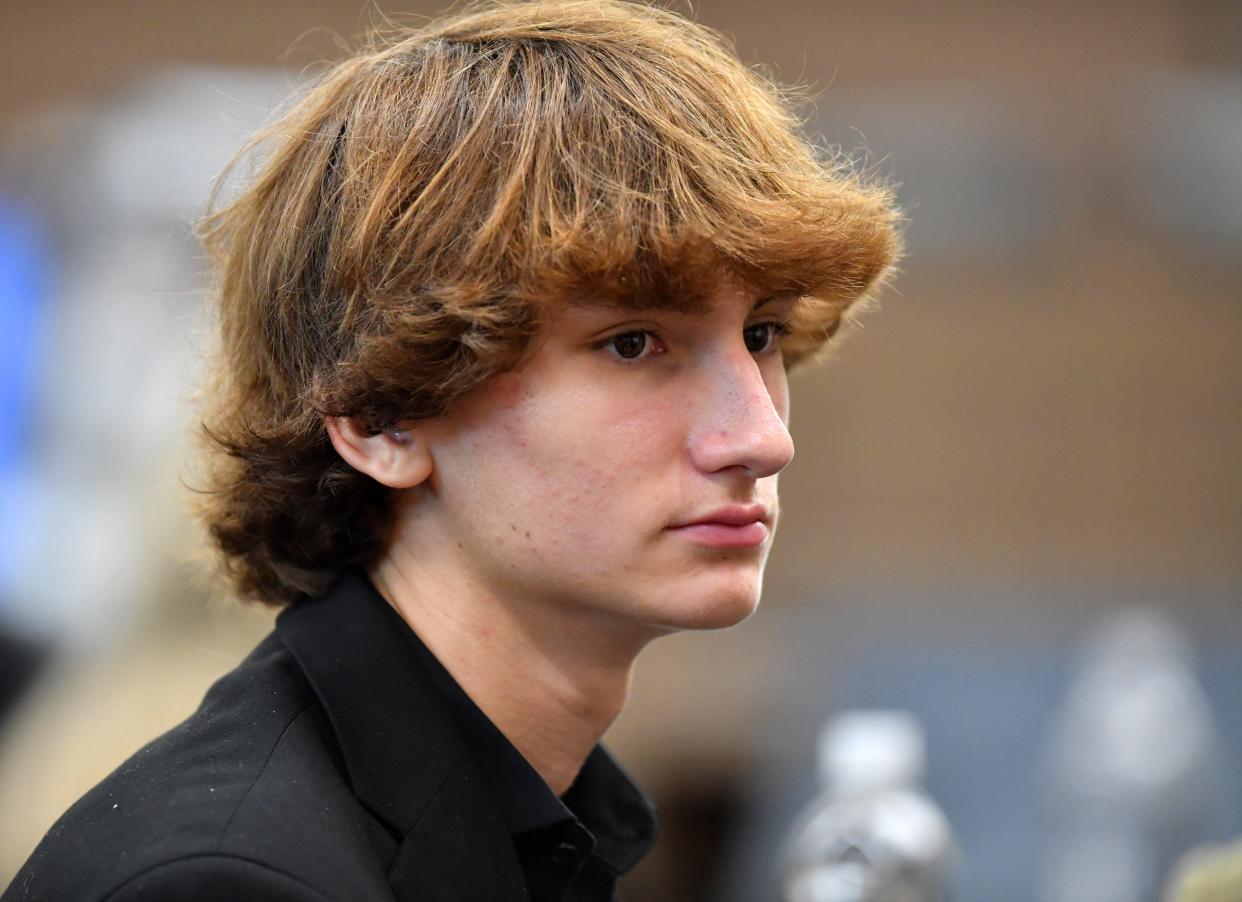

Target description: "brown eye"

left=609, top=331, right=651, bottom=360
left=743, top=322, right=781, bottom=353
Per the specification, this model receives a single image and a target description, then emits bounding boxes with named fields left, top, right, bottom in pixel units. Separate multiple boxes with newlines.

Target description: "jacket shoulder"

left=100, top=854, right=332, bottom=902
left=3, top=633, right=395, bottom=902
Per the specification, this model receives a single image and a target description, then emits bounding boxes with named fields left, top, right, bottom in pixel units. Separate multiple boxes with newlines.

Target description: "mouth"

left=667, top=504, right=772, bottom=549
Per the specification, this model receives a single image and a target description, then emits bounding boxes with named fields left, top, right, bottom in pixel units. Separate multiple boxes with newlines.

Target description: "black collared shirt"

left=400, top=617, right=658, bottom=902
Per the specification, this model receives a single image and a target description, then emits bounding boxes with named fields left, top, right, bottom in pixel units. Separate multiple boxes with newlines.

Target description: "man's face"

left=416, top=277, right=796, bottom=637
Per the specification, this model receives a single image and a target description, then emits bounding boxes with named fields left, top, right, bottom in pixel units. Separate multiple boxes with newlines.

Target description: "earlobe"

left=324, top=417, right=433, bottom=489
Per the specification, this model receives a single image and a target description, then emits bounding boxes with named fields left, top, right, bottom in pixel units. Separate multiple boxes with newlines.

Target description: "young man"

left=3, top=1, right=898, bottom=899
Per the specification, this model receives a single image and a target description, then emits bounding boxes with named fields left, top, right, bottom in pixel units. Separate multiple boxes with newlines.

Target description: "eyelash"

left=597, top=320, right=792, bottom=363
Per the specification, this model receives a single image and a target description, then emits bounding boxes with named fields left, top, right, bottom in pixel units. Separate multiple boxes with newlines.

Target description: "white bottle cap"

left=818, top=710, right=926, bottom=798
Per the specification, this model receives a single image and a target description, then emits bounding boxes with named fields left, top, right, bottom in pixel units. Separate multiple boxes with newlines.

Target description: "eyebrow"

left=752, top=290, right=800, bottom=311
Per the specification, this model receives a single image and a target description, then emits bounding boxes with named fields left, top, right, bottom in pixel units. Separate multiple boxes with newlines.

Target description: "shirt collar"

left=562, top=746, right=658, bottom=875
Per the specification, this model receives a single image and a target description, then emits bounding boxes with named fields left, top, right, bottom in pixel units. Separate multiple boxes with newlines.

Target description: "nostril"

left=688, top=416, right=794, bottom=479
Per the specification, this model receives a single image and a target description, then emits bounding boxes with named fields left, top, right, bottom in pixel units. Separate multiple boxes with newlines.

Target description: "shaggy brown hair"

left=198, top=0, right=901, bottom=606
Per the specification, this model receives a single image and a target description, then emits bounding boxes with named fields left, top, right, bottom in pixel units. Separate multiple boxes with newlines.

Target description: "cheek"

left=438, top=364, right=691, bottom=558
left=495, top=381, right=685, bottom=527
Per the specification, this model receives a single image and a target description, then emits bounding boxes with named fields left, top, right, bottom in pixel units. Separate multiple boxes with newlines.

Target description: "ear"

left=324, top=417, right=433, bottom=489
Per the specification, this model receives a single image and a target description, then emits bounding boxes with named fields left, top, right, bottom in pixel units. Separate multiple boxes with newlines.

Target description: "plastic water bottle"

left=780, top=710, right=956, bottom=902
left=1039, top=607, right=1229, bottom=902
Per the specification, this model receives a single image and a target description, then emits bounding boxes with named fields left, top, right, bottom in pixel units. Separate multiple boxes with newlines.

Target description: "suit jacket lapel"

left=276, top=571, right=528, bottom=902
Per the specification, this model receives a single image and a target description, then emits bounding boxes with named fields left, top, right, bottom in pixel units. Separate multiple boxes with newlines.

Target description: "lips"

left=668, top=505, right=772, bottom=548
left=672, top=504, right=770, bottom=529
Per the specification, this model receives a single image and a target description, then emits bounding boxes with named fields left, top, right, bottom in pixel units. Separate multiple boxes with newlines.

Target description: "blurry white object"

left=780, top=710, right=956, bottom=902
left=1039, top=607, right=1229, bottom=902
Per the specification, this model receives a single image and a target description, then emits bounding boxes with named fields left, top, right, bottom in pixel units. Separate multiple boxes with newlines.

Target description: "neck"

left=370, top=510, right=655, bottom=795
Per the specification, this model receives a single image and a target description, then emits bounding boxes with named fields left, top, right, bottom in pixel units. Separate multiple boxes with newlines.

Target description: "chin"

left=644, top=574, right=765, bottom=632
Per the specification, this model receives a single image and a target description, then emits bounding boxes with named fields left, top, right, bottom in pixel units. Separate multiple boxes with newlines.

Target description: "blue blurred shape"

left=0, top=198, right=49, bottom=599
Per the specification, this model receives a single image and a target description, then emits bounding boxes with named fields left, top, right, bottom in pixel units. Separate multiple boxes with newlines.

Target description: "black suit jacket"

left=3, top=573, right=545, bottom=901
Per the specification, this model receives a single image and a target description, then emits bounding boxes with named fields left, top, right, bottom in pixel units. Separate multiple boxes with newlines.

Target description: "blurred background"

left=1, top=1, right=1240, bottom=900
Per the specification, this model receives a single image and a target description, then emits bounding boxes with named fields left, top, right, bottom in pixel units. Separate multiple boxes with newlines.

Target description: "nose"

left=687, top=351, right=795, bottom=479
